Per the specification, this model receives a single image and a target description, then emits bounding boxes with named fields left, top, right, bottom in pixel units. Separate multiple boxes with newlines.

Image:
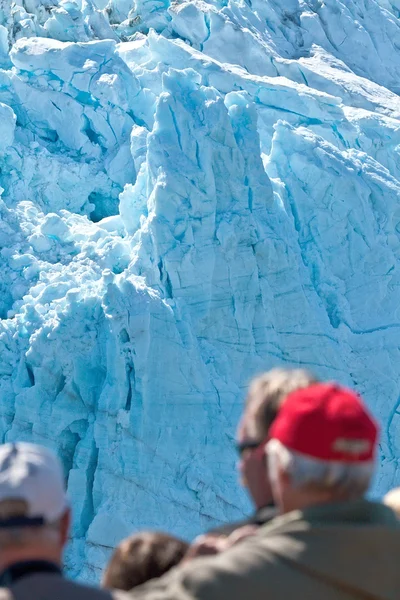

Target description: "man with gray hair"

left=185, top=368, right=317, bottom=558
left=209, top=368, right=318, bottom=535
left=265, top=382, right=377, bottom=513
left=0, top=442, right=127, bottom=600
left=130, top=383, right=400, bottom=600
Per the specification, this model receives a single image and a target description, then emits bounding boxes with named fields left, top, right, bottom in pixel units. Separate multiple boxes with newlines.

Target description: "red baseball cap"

left=269, top=383, right=379, bottom=462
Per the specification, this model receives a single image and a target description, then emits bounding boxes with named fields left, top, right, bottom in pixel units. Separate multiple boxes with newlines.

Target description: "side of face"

left=59, top=508, right=71, bottom=551
left=237, top=411, right=272, bottom=510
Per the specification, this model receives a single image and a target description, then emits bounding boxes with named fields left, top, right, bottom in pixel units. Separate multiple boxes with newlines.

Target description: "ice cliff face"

left=1, top=0, right=400, bottom=580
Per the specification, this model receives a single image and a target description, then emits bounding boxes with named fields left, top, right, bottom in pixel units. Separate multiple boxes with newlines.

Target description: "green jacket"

left=130, top=499, right=400, bottom=600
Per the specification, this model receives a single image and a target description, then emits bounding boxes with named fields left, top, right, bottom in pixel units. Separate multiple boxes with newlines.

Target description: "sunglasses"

left=236, top=440, right=263, bottom=457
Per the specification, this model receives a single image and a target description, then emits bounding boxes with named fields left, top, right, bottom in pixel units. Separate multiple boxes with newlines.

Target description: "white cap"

left=0, top=443, right=68, bottom=527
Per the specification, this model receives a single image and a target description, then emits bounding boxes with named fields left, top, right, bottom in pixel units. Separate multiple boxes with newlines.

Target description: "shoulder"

left=206, top=515, right=255, bottom=536
left=255, top=509, right=306, bottom=538
left=11, top=574, right=125, bottom=600
left=254, top=505, right=278, bottom=525
left=54, top=578, right=132, bottom=600
left=65, top=579, right=119, bottom=598
left=128, top=536, right=280, bottom=600
left=207, top=505, right=278, bottom=536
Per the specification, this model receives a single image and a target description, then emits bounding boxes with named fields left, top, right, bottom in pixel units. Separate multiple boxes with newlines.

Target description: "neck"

left=254, top=492, right=273, bottom=510
left=252, top=480, right=274, bottom=510
left=0, top=546, right=62, bottom=573
left=280, top=490, right=341, bottom=514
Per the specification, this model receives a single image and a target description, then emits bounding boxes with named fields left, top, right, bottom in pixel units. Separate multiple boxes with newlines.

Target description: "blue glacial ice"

left=1, top=0, right=400, bottom=581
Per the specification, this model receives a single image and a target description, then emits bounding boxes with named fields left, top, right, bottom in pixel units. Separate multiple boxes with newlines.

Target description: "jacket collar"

left=0, top=560, right=62, bottom=587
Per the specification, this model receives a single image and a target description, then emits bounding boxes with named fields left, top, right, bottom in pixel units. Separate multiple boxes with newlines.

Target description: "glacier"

left=1, top=0, right=400, bottom=581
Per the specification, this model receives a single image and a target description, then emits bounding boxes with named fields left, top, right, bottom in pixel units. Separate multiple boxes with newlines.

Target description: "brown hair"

left=245, top=368, right=318, bottom=440
left=102, top=531, right=189, bottom=591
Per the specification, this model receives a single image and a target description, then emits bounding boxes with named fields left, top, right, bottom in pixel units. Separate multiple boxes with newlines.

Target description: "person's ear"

left=59, top=508, right=71, bottom=547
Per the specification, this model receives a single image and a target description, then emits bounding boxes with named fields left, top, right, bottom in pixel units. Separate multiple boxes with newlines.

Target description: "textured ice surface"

left=1, top=0, right=400, bottom=581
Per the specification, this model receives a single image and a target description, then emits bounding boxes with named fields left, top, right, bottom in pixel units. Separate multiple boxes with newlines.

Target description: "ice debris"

left=1, top=0, right=400, bottom=582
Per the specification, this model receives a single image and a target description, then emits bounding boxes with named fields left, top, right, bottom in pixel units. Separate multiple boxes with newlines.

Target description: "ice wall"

left=1, top=0, right=400, bottom=580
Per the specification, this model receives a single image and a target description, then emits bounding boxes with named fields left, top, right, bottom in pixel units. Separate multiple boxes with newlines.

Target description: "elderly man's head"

left=266, top=383, right=378, bottom=514
left=237, top=368, right=318, bottom=509
left=0, top=443, right=70, bottom=569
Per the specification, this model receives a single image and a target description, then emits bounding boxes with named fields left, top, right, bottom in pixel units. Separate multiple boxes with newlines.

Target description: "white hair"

left=266, top=439, right=374, bottom=499
left=384, top=488, right=400, bottom=519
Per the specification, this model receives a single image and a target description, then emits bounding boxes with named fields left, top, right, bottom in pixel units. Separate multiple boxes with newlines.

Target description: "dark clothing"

left=0, top=561, right=61, bottom=587
left=208, top=504, right=277, bottom=535
left=0, top=570, right=129, bottom=600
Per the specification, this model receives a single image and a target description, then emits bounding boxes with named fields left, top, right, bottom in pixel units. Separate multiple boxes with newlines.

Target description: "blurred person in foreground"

left=0, top=442, right=127, bottom=600
left=210, top=368, right=318, bottom=534
left=102, top=532, right=188, bottom=591
left=384, top=487, right=400, bottom=518
left=185, top=368, right=317, bottom=559
left=129, top=383, right=400, bottom=600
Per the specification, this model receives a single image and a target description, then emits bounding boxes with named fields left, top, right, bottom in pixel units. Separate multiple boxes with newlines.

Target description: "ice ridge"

left=1, top=0, right=400, bottom=581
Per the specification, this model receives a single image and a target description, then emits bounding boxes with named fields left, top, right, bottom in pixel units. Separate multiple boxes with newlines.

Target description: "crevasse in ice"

left=1, top=0, right=400, bottom=581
